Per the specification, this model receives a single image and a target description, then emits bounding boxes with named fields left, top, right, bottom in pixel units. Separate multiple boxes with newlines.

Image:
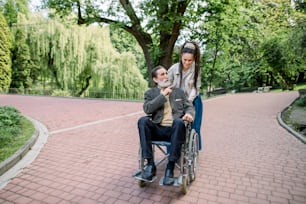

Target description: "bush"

left=0, top=106, right=22, bottom=146
left=295, top=97, right=306, bottom=107
left=51, top=89, right=72, bottom=97
left=0, top=107, right=35, bottom=162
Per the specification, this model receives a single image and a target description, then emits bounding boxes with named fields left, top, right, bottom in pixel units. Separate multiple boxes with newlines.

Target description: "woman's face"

left=181, top=53, right=194, bottom=70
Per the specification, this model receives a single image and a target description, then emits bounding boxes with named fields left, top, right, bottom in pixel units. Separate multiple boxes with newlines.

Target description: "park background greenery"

left=0, top=0, right=305, bottom=99
left=0, top=0, right=305, bottom=164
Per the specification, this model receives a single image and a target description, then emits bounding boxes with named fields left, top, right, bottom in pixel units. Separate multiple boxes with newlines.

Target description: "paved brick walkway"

left=0, top=92, right=305, bottom=204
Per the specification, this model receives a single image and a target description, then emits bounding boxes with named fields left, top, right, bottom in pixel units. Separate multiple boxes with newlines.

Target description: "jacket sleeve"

left=171, top=88, right=195, bottom=119
left=184, top=98, right=195, bottom=118
left=143, top=89, right=167, bottom=115
left=188, top=88, right=197, bottom=102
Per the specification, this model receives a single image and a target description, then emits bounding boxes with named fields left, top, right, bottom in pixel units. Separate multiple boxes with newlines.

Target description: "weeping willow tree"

left=94, top=52, right=148, bottom=99
left=15, top=13, right=148, bottom=99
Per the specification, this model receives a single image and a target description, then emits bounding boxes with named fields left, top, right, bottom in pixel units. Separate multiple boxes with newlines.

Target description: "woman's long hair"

left=179, top=41, right=201, bottom=91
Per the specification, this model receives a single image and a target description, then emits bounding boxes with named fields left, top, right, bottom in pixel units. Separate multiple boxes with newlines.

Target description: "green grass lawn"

left=295, top=83, right=306, bottom=90
left=0, top=107, right=35, bottom=163
left=270, top=83, right=306, bottom=93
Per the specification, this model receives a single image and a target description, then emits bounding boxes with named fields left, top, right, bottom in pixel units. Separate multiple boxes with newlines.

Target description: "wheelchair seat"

left=151, top=141, right=171, bottom=146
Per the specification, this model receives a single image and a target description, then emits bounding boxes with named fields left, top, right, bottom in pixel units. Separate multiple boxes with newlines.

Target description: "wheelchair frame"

left=133, top=122, right=199, bottom=194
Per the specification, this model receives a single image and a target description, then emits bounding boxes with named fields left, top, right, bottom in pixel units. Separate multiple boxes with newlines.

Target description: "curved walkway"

left=0, top=92, right=305, bottom=204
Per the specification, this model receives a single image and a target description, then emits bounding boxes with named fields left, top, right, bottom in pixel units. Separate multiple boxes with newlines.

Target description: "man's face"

left=153, top=68, right=171, bottom=88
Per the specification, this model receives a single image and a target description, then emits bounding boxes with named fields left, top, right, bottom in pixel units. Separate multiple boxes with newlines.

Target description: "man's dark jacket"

left=143, top=87, right=195, bottom=124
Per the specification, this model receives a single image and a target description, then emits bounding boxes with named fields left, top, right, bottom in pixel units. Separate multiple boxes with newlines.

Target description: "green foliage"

left=51, top=89, right=72, bottom=97
left=109, top=25, right=148, bottom=81
left=10, top=27, right=34, bottom=90
left=0, top=109, right=34, bottom=163
left=197, top=0, right=305, bottom=92
left=294, top=0, right=306, bottom=13
left=3, top=0, right=305, bottom=95
left=296, top=97, right=306, bottom=107
left=199, top=0, right=261, bottom=90
left=12, top=13, right=148, bottom=99
left=261, top=19, right=306, bottom=90
left=0, top=0, right=29, bottom=27
left=42, top=0, right=201, bottom=86
left=0, top=12, right=12, bottom=91
left=0, top=106, right=22, bottom=145
left=89, top=52, right=148, bottom=99
left=1, top=0, right=17, bottom=27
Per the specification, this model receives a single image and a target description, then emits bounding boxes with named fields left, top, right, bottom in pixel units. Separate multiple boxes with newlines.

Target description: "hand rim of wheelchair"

left=181, top=128, right=199, bottom=194
left=188, top=129, right=199, bottom=182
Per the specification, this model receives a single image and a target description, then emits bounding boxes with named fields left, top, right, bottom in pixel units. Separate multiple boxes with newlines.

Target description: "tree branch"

left=170, top=0, right=189, bottom=42
left=119, top=0, right=141, bottom=27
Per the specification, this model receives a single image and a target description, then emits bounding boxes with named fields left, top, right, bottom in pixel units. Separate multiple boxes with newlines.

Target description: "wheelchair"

left=133, top=121, right=199, bottom=194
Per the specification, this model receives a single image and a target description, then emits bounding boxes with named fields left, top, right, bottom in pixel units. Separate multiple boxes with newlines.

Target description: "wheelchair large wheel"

left=188, top=129, right=199, bottom=182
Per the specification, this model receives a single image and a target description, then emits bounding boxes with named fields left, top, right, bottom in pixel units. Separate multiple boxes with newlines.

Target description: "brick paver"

left=0, top=92, right=305, bottom=204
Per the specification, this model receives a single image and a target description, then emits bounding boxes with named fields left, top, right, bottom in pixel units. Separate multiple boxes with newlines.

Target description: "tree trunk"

left=77, top=75, right=92, bottom=97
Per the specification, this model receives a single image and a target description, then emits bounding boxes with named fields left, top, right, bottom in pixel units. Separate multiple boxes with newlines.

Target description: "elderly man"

left=137, top=65, right=195, bottom=185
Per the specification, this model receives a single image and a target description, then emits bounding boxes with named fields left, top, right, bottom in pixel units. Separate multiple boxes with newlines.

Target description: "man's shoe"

left=142, top=164, right=156, bottom=180
left=163, top=168, right=175, bottom=185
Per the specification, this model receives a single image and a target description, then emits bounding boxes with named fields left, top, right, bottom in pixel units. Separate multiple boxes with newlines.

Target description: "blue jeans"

left=192, top=95, right=203, bottom=150
left=138, top=116, right=186, bottom=162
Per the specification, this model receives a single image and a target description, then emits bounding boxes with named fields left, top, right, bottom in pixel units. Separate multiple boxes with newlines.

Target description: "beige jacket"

left=168, top=62, right=201, bottom=102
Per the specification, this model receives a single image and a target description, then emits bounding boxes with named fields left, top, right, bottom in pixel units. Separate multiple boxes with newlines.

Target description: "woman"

left=168, top=41, right=203, bottom=150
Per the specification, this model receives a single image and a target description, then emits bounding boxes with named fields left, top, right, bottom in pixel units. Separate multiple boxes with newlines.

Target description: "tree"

left=196, top=0, right=263, bottom=91
left=196, top=0, right=305, bottom=92
left=0, top=12, right=11, bottom=91
left=109, top=24, right=147, bottom=79
left=294, top=0, right=306, bottom=13
left=43, top=0, right=204, bottom=85
left=10, top=28, right=34, bottom=92
left=0, top=0, right=28, bottom=27
left=17, top=13, right=148, bottom=98
left=258, top=0, right=306, bottom=89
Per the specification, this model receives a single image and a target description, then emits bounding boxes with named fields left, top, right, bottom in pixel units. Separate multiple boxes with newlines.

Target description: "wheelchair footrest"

left=159, top=175, right=182, bottom=186
left=133, top=171, right=157, bottom=183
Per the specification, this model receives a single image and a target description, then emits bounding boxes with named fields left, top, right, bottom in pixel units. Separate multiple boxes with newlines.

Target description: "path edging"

left=277, top=97, right=306, bottom=144
left=0, top=120, right=39, bottom=176
left=0, top=116, right=49, bottom=189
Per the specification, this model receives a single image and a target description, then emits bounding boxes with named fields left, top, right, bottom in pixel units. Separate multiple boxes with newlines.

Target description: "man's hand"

left=182, top=113, right=194, bottom=122
left=162, top=85, right=174, bottom=96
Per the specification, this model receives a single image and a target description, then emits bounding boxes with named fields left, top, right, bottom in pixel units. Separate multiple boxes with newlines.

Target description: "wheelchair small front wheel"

left=181, top=175, right=188, bottom=194
left=138, top=180, right=146, bottom=188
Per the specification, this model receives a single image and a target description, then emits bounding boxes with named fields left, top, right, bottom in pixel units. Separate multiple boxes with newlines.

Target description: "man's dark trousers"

left=138, top=116, right=186, bottom=162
